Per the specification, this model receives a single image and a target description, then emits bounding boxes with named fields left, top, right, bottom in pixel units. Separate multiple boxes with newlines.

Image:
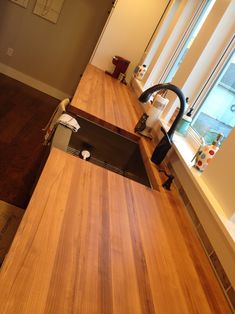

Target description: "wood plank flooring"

left=0, top=200, right=24, bottom=265
left=0, top=74, right=59, bottom=208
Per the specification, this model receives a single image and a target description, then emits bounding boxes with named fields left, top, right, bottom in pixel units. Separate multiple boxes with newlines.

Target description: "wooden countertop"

left=0, top=65, right=232, bottom=313
left=71, top=64, right=142, bottom=136
left=0, top=149, right=231, bottom=313
left=69, top=64, right=163, bottom=190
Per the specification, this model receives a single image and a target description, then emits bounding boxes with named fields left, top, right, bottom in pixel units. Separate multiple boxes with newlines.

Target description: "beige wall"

left=91, top=0, right=170, bottom=82
left=0, top=0, right=113, bottom=96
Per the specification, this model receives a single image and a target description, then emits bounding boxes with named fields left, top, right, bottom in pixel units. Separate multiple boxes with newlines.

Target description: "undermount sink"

left=66, top=115, right=151, bottom=188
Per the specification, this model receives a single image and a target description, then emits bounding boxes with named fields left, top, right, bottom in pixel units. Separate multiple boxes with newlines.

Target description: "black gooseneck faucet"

left=138, top=83, right=186, bottom=165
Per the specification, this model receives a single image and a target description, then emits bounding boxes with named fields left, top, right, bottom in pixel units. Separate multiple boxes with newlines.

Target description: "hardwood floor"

left=0, top=74, right=59, bottom=209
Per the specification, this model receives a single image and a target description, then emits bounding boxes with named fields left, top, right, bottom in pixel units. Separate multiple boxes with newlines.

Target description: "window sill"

left=159, top=119, right=235, bottom=250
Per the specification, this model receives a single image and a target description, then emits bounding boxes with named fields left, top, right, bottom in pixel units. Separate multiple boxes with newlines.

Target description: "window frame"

left=142, top=0, right=210, bottom=89
left=163, top=0, right=216, bottom=83
left=189, top=35, right=235, bottom=145
left=160, top=0, right=215, bottom=83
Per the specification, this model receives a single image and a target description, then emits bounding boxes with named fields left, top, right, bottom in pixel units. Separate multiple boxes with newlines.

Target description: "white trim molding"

left=142, top=0, right=205, bottom=89
left=0, top=63, right=71, bottom=100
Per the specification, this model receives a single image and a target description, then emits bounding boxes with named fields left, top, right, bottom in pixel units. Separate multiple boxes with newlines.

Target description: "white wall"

left=91, top=0, right=170, bottom=82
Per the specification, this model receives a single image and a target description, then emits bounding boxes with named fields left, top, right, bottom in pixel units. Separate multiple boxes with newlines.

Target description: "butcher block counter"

left=0, top=65, right=232, bottom=313
left=70, top=64, right=142, bottom=136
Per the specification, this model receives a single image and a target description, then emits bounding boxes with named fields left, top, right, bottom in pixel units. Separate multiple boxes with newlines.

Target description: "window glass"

left=192, top=50, right=235, bottom=143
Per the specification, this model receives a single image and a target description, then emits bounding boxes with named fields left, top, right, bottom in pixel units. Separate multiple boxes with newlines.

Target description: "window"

left=164, top=0, right=215, bottom=82
left=192, top=49, right=235, bottom=144
left=141, top=1, right=214, bottom=89
left=142, top=0, right=178, bottom=68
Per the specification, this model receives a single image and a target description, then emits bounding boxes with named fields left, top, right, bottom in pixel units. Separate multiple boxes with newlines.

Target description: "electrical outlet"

left=6, top=48, right=14, bottom=57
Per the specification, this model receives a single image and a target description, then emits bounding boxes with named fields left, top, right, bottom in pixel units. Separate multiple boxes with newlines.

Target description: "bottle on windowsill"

left=194, top=133, right=223, bottom=172
left=134, top=64, right=147, bottom=81
left=176, top=97, right=193, bottom=136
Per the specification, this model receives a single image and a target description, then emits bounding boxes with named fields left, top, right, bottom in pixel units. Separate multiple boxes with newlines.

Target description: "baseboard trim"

left=0, top=63, right=71, bottom=100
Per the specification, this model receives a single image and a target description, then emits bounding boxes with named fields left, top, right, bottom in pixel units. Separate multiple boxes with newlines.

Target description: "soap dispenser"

left=194, top=133, right=223, bottom=172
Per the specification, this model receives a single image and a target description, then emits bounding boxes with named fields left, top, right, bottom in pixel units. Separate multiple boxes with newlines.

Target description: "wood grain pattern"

left=71, top=64, right=142, bottom=136
left=0, top=148, right=232, bottom=313
left=0, top=73, right=58, bottom=208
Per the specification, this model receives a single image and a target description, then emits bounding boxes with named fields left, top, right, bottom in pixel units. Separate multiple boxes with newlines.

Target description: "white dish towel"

left=57, top=113, right=80, bottom=132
